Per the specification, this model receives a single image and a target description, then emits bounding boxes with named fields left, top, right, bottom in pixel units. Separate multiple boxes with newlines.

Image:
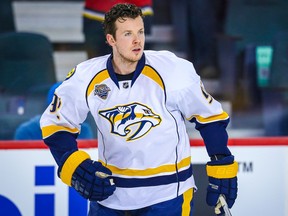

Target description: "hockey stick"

left=95, top=171, right=115, bottom=185
left=215, top=194, right=232, bottom=216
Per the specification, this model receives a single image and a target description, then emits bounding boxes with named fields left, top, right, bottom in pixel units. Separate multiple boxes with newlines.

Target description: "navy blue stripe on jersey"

left=190, top=119, right=231, bottom=157
left=112, top=165, right=192, bottom=188
left=131, top=54, right=145, bottom=86
left=43, top=131, right=78, bottom=166
left=107, top=55, right=119, bottom=88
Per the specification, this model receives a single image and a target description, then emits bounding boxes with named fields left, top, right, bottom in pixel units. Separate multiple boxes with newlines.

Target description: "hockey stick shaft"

left=219, top=195, right=232, bottom=216
left=95, top=171, right=115, bottom=185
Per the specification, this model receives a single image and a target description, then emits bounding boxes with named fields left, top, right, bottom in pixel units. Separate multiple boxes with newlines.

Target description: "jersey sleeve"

left=171, top=59, right=231, bottom=156
left=40, top=68, right=90, bottom=165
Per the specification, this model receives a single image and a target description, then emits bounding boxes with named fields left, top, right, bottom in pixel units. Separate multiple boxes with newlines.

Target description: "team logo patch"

left=99, top=102, right=161, bottom=141
left=65, top=67, right=76, bottom=80
left=94, top=84, right=111, bottom=99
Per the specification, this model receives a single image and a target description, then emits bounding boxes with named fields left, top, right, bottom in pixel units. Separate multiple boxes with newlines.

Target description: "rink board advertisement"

left=0, top=138, right=288, bottom=216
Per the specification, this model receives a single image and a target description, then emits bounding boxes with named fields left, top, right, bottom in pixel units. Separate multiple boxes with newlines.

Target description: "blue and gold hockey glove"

left=59, top=150, right=116, bottom=201
left=206, top=155, right=238, bottom=215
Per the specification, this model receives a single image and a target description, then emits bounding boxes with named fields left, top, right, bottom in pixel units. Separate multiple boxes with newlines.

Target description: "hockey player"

left=83, top=0, right=153, bottom=58
left=40, top=3, right=238, bottom=215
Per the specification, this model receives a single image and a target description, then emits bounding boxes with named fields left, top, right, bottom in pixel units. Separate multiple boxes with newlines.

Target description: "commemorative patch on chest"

left=94, top=84, right=111, bottom=99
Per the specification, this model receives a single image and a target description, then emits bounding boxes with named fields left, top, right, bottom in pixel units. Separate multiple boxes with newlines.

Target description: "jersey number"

left=50, top=94, right=62, bottom=113
left=200, top=82, right=213, bottom=104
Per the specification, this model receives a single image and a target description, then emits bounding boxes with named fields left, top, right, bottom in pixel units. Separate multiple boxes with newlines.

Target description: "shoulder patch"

left=65, top=67, right=76, bottom=80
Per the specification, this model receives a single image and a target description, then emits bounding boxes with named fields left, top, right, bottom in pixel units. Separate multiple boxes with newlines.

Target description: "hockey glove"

left=59, top=150, right=116, bottom=201
left=206, top=155, right=238, bottom=214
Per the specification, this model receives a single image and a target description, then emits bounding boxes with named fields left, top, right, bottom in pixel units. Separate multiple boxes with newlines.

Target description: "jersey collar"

left=106, top=53, right=146, bottom=88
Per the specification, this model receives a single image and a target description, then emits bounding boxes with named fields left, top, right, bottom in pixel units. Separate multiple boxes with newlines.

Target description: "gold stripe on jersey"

left=188, top=111, right=229, bottom=123
left=86, top=69, right=110, bottom=97
left=42, top=125, right=79, bottom=138
left=100, top=156, right=191, bottom=177
left=182, top=188, right=194, bottom=215
left=142, top=66, right=164, bottom=90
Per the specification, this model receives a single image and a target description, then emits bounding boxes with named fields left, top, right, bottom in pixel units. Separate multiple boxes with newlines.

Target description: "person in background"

left=14, top=82, right=93, bottom=140
left=170, top=0, right=227, bottom=78
left=41, top=3, right=238, bottom=215
left=82, top=0, right=154, bottom=59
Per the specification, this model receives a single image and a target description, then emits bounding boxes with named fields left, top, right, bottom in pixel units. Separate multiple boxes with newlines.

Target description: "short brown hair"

left=103, top=3, right=143, bottom=38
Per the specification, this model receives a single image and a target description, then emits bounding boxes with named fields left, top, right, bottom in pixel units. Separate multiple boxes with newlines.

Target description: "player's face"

left=107, top=16, right=145, bottom=63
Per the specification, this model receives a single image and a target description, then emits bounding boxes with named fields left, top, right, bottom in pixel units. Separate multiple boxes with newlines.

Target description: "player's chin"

left=130, top=52, right=143, bottom=61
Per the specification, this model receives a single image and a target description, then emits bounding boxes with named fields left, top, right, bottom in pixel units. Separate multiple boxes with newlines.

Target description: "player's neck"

left=112, top=56, right=138, bottom=75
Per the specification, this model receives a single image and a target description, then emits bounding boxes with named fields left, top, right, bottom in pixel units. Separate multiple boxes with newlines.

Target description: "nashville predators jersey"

left=40, top=50, right=230, bottom=210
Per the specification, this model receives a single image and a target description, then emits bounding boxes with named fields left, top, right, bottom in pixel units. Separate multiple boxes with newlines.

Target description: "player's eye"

left=124, top=32, right=131, bottom=36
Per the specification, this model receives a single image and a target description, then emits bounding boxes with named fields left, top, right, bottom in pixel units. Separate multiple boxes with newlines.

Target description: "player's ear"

left=106, top=34, right=115, bottom=46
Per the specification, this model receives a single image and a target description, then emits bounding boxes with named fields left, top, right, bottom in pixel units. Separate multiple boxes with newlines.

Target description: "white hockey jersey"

left=40, top=50, right=229, bottom=210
